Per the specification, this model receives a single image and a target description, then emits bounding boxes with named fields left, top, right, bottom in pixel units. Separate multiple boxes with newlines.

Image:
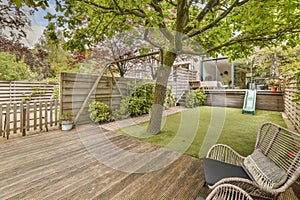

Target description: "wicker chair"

left=203, top=122, right=300, bottom=200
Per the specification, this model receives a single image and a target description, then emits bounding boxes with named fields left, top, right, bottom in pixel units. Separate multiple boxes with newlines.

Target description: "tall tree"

left=24, top=0, right=300, bottom=134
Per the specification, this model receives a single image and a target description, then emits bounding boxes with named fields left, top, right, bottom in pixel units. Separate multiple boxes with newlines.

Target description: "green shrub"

left=164, top=88, right=176, bottom=108
left=128, top=82, right=154, bottom=116
left=185, top=90, right=207, bottom=108
left=113, top=82, right=176, bottom=119
left=112, top=99, right=130, bottom=120
left=88, top=100, right=111, bottom=123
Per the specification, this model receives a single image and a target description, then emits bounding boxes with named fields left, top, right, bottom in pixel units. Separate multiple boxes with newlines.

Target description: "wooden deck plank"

left=0, top=124, right=298, bottom=200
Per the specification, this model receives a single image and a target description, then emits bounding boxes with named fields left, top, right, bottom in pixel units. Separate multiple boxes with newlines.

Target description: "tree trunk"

left=147, top=51, right=177, bottom=134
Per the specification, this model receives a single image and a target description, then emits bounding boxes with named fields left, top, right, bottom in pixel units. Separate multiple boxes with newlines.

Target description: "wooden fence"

left=60, top=72, right=140, bottom=124
left=284, top=79, right=300, bottom=132
left=60, top=68, right=197, bottom=124
left=0, top=100, right=59, bottom=139
left=168, top=68, right=197, bottom=100
left=0, top=80, right=58, bottom=104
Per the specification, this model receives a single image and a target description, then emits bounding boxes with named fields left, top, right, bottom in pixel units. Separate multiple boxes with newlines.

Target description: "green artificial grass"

left=118, top=106, right=286, bottom=158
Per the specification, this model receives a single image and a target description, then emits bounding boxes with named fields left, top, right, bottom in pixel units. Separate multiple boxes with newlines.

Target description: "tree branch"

left=165, top=0, right=177, bottom=7
left=183, top=0, right=219, bottom=34
left=207, top=28, right=300, bottom=53
left=81, top=0, right=146, bottom=18
left=143, top=29, right=163, bottom=49
left=81, top=0, right=113, bottom=10
left=178, top=49, right=207, bottom=56
left=149, top=1, right=174, bottom=41
left=187, top=0, right=250, bottom=37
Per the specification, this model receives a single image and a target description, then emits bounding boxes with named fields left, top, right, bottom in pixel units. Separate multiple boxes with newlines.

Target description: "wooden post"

left=44, top=102, right=48, bottom=132
left=33, top=102, right=37, bottom=130
left=54, top=100, right=58, bottom=126
left=5, top=103, right=10, bottom=139
left=26, top=101, right=30, bottom=132
left=21, top=102, right=26, bottom=136
left=39, top=102, right=43, bottom=131
left=13, top=103, right=17, bottom=133
left=0, top=104, right=2, bottom=137
left=20, top=102, right=24, bottom=136
left=49, top=101, right=53, bottom=127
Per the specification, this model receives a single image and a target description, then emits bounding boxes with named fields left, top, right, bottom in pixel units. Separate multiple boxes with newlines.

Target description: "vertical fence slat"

left=0, top=104, right=2, bottom=136
left=284, top=79, right=300, bottom=132
left=44, top=102, right=48, bottom=131
left=22, top=102, right=26, bottom=136
left=26, top=102, right=30, bottom=131
left=13, top=104, right=17, bottom=133
left=55, top=100, right=58, bottom=126
left=20, top=102, right=24, bottom=135
left=33, top=102, right=37, bottom=130
left=49, top=101, right=53, bottom=127
left=1, top=97, right=59, bottom=139
left=5, top=103, right=10, bottom=139
left=39, top=102, right=43, bottom=131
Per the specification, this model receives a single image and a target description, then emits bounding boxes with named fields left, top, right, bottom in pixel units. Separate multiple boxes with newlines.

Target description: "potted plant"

left=267, top=79, right=280, bottom=91
left=60, top=112, right=73, bottom=131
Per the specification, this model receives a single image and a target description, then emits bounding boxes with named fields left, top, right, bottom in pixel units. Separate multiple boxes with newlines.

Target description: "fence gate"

left=0, top=100, right=59, bottom=139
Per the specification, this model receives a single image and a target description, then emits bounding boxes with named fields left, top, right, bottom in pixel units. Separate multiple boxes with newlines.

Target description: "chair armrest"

left=210, top=177, right=282, bottom=199
left=206, top=144, right=245, bottom=166
left=207, top=183, right=253, bottom=200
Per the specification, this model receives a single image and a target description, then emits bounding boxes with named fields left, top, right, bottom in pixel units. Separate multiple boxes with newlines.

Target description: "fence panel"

left=0, top=100, right=59, bottom=139
left=0, top=81, right=58, bottom=104
left=284, top=80, right=300, bottom=132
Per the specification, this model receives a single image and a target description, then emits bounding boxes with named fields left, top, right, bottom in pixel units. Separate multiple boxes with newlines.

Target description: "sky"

left=22, top=1, right=55, bottom=47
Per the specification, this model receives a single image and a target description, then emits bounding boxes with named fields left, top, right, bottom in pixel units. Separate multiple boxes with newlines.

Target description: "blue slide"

left=242, top=90, right=256, bottom=115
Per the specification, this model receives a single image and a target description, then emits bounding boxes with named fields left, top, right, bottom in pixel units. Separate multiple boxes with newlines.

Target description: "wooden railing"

left=0, top=100, right=59, bottom=139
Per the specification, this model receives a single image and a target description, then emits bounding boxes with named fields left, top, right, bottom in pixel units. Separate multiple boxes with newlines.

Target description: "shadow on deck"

left=0, top=124, right=297, bottom=199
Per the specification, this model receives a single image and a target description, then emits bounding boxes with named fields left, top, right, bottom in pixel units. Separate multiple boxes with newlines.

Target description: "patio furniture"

left=203, top=122, right=300, bottom=200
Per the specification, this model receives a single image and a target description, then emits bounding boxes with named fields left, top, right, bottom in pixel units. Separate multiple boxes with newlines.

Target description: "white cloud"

left=22, top=25, right=45, bottom=48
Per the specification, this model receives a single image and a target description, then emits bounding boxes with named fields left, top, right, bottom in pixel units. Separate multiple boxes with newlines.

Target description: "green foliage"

left=88, top=100, right=111, bottom=123
left=112, top=99, right=130, bottom=120
left=43, top=0, right=300, bottom=60
left=164, top=88, right=176, bottom=108
left=53, top=87, right=60, bottom=101
left=0, top=52, right=34, bottom=81
left=22, top=87, right=47, bottom=102
left=253, top=46, right=300, bottom=79
left=127, top=82, right=154, bottom=116
left=60, top=112, right=73, bottom=122
left=113, top=83, right=175, bottom=119
left=185, top=90, right=207, bottom=108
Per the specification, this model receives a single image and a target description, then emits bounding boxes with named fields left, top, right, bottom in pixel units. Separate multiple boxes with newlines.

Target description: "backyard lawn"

left=118, top=106, right=286, bottom=158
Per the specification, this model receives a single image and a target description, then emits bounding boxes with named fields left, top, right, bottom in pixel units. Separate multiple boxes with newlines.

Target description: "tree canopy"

left=0, top=52, right=34, bottom=81
left=44, top=0, right=299, bottom=58
left=17, top=0, right=300, bottom=133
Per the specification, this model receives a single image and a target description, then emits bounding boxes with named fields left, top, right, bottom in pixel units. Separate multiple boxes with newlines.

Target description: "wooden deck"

left=0, top=124, right=297, bottom=200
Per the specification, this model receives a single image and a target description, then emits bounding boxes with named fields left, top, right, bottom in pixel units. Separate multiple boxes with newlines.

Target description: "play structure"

left=242, top=89, right=256, bottom=115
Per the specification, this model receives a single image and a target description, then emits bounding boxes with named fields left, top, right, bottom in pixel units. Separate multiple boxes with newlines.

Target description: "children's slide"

left=242, top=89, right=256, bottom=115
